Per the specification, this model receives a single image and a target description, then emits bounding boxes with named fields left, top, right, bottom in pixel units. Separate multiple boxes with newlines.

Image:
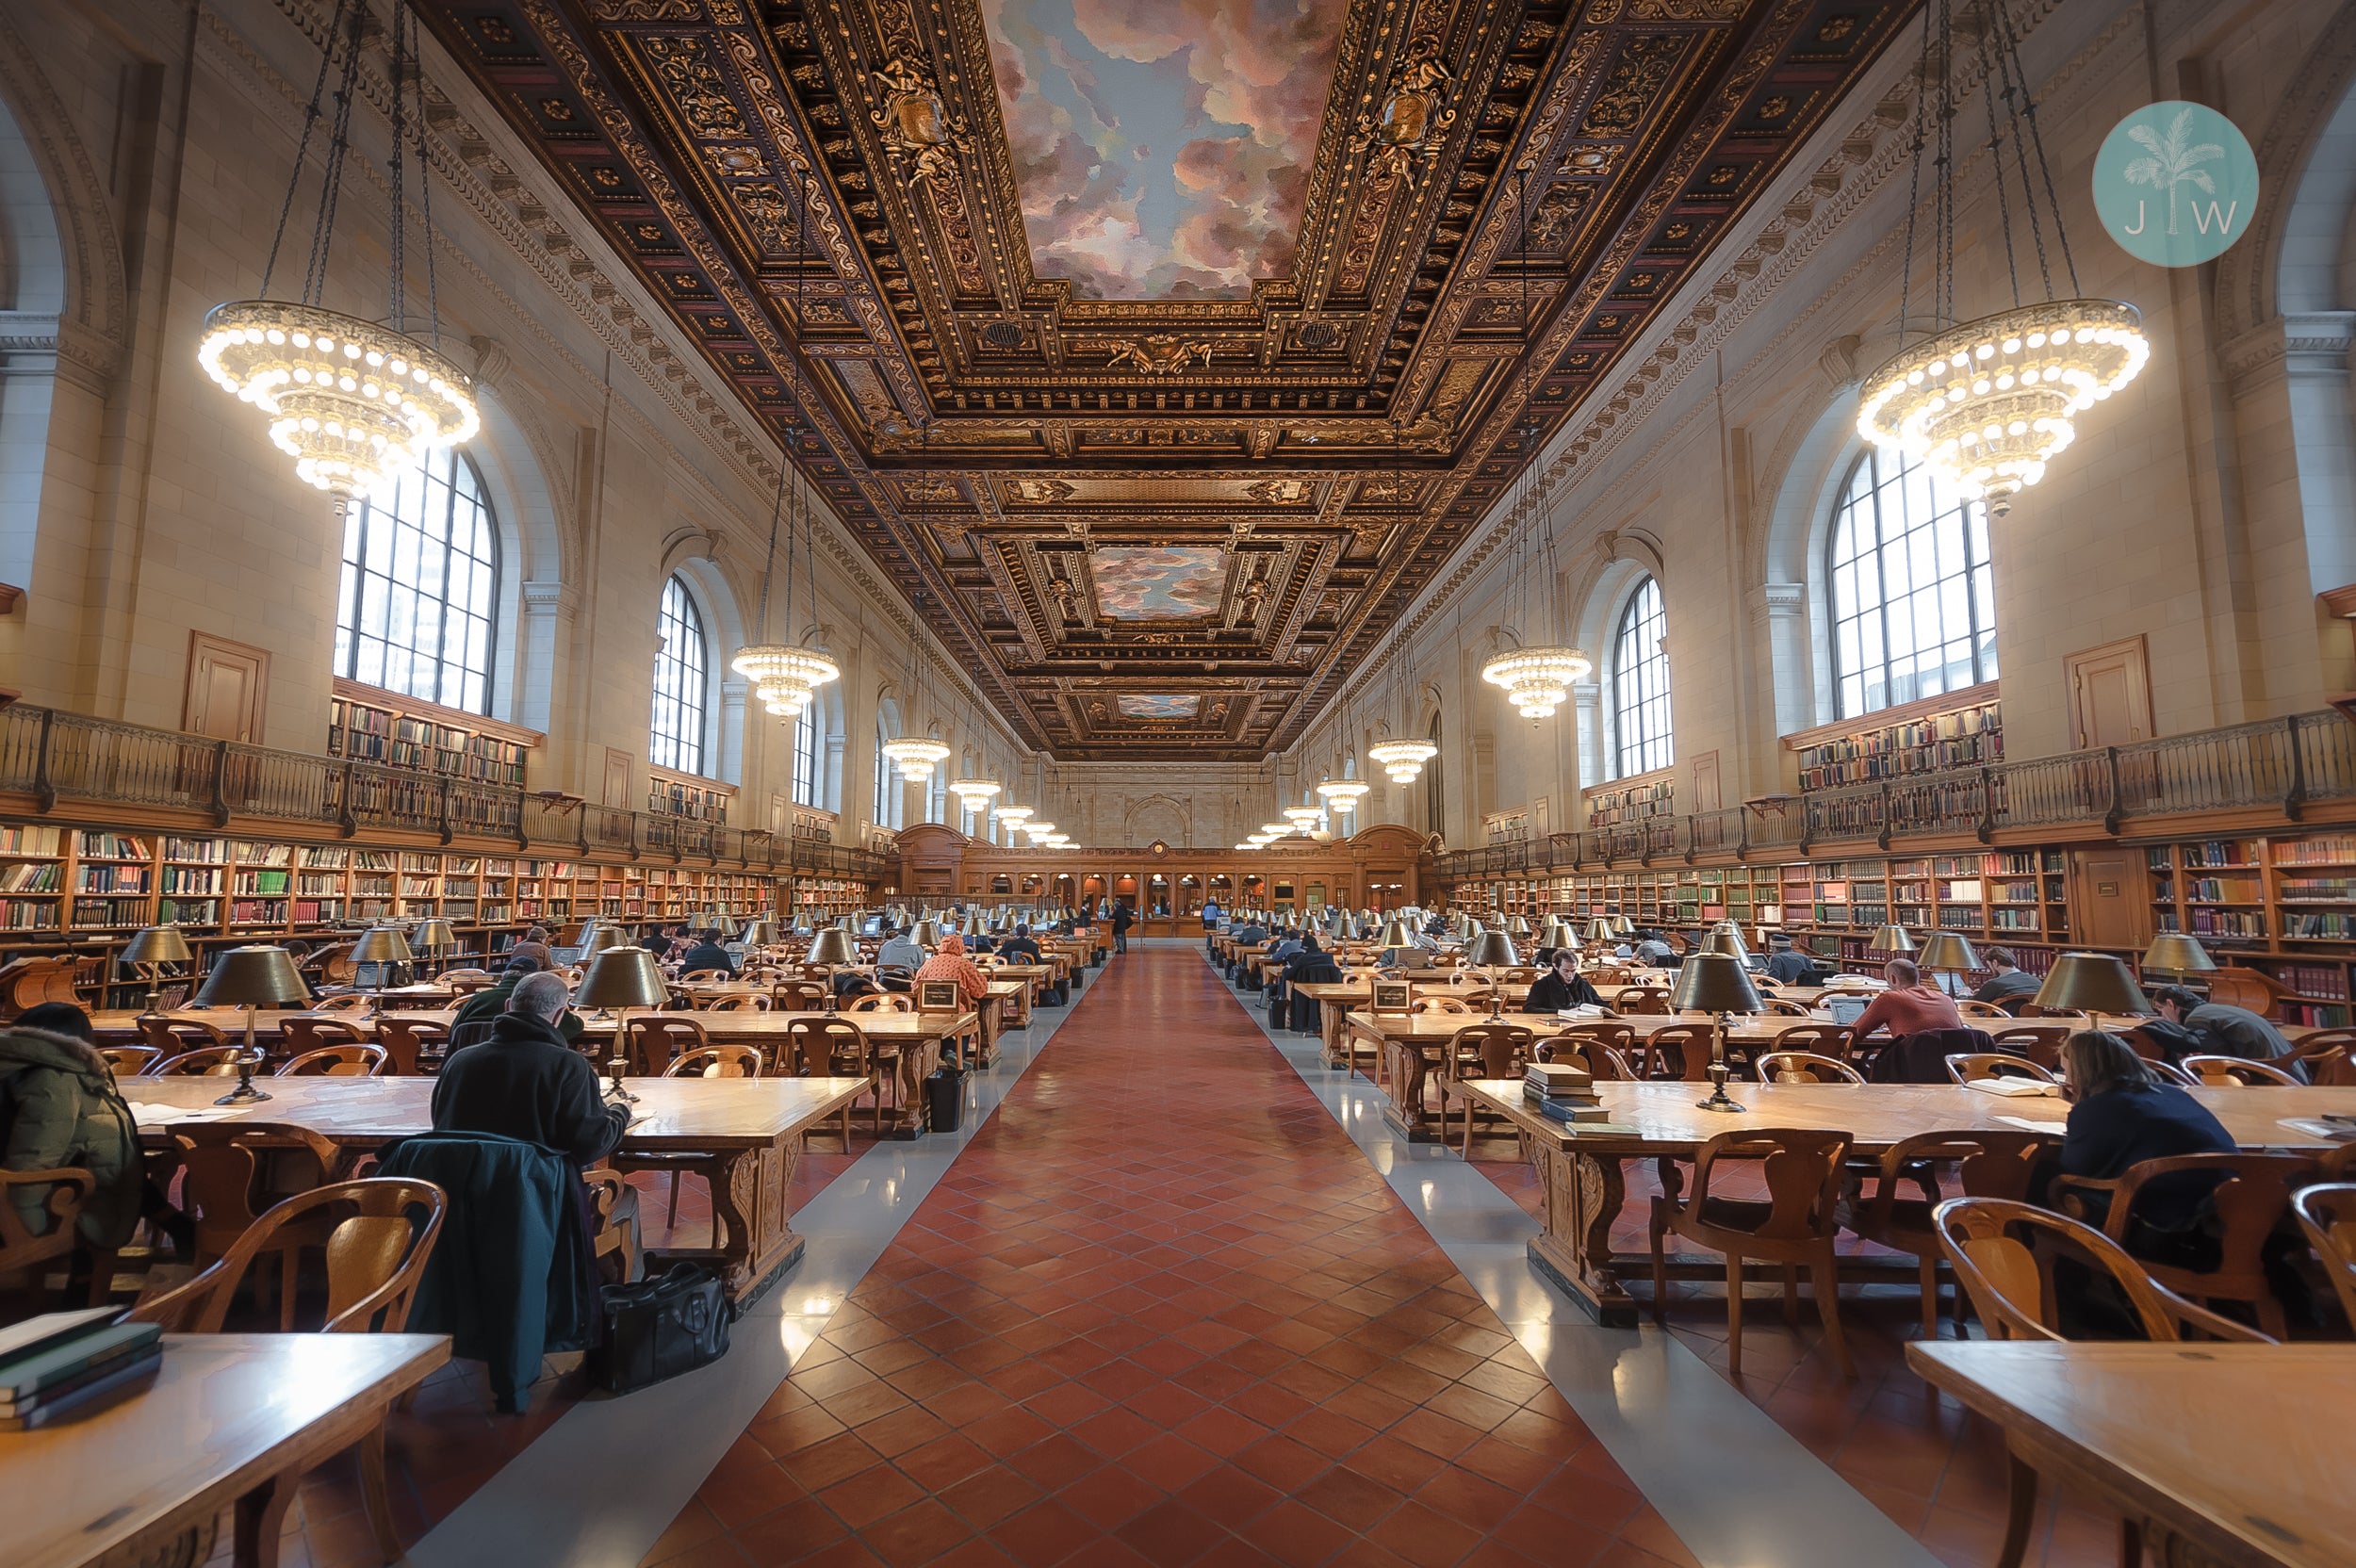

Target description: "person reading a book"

left=1972, top=947, right=2042, bottom=1005
left=1844, top=958, right=1964, bottom=1055
left=433, top=973, right=630, bottom=1167
left=1523, top=949, right=1604, bottom=1014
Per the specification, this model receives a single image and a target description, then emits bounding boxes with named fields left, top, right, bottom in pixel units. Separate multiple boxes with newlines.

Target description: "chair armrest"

left=2047, top=1173, right=2134, bottom=1239
left=0, top=1167, right=97, bottom=1231
left=2169, top=1294, right=2277, bottom=1344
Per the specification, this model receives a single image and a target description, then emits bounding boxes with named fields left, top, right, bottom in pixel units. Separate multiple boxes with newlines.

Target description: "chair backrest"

left=279, top=1017, right=368, bottom=1058
left=310, top=994, right=374, bottom=1015
left=1770, top=1022, right=1852, bottom=1059
left=1943, top=1053, right=2058, bottom=1086
left=1410, top=996, right=1472, bottom=1015
left=786, top=1016, right=865, bottom=1077
left=621, top=1013, right=708, bottom=1074
left=97, top=1044, right=161, bottom=1076
left=1755, top=1051, right=1863, bottom=1085
left=1686, top=1128, right=1853, bottom=1239
left=1449, top=1022, right=1535, bottom=1079
left=1541, top=1037, right=1633, bottom=1079
left=149, top=1044, right=248, bottom=1077
left=131, top=1177, right=447, bottom=1334
left=1760, top=998, right=1813, bottom=1017
left=138, top=1017, right=230, bottom=1054
left=2284, top=1027, right=2356, bottom=1081
left=1931, top=1196, right=2276, bottom=1343
left=848, top=992, right=911, bottom=1013
left=1646, top=1022, right=1720, bottom=1082
left=706, top=993, right=772, bottom=1011
left=372, top=1019, right=446, bottom=1076
left=2290, top=1183, right=2356, bottom=1331
left=0, top=1165, right=96, bottom=1279
left=2182, top=1054, right=2304, bottom=1086
left=167, top=1122, right=346, bottom=1261
left=1956, top=999, right=2012, bottom=1020
left=278, top=1042, right=390, bottom=1077
left=1986, top=1024, right=2071, bottom=1070
left=2091, top=1153, right=2318, bottom=1284
left=1619, top=986, right=1671, bottom=1016
left=679, top=968, right=729, bottom=983
left=777, top=981, right=828, bottom=1011
left=446, top=1019, right=498, bottom=1054
left=667, top=1043, right=764, bottom=1078
left=1871, top=1130, right=2052, bottom=1209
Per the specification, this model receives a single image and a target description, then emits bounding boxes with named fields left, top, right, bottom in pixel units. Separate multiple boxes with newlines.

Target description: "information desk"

left=7, top=1331, right=448, bottom=1568
left=119, top=1074, right=872, bottom=1302
left=1906, top=1341, right=2352, bottom=1568
left=1454, top=1077, right=2356, bottom=1327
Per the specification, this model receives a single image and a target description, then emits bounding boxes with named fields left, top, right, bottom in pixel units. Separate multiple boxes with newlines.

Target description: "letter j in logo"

left=2092, top=101, right=2259, bottom=267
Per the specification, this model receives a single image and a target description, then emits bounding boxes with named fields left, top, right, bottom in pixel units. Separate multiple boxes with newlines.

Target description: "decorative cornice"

left=2221, top=310, right=2356, bottom=400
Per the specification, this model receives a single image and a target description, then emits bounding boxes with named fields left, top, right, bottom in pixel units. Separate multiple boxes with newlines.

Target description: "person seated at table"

left=998, top=924, right=1044, bottom=964
left=968, top=929, right=997, bottom=956
left=1267, top=927, right=1305, bottom=966
left=1972, top=946, right=2043, bottom=1005
left=671, top=927, right=739, bottom=978
left=875, top=924, right=925, bottom=972
left=913, top=931, right=990, bottom=1004
left=1845, top=958, right=1965, bottom=1054
left=1632, top=929, right=1676, bottom=965
left=433, top=973, right=629, bottom=1166
left=1, top=1001, right=169, bottom=1258
left=520, top=925, right=551, bottom=947
left=1523, top=948, right=1605, bottom=1014
left=1763, top=935, right=1816, bottom=985
left=508, top=939, right=555, bottom=972
left=2148, top=986, right=2302, bottom=1074
left=452, top=953, right=586, bottom=1046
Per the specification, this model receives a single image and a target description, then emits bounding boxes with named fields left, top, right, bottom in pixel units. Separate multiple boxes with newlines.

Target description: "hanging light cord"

left=296, top=0, right=368, bottom=310
left=258, top=0, right=349, bottom=299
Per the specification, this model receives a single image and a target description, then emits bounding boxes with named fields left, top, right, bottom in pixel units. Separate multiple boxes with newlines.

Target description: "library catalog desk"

left=1906, top=1341, right=2351, bottom=1568
left=1456, top=1078, right=2356, bottom=1327
left=119, top=1074, right=871, bottom=1304
left=8, top=1331, right=448, bottom=1568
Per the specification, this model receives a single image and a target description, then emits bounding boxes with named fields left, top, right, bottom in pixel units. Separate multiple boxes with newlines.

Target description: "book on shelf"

left=0, top=825, right=64, bottom=856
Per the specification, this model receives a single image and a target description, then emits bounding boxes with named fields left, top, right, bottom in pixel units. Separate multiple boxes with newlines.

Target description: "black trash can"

left=924, top=1067, right=966, bottom=1133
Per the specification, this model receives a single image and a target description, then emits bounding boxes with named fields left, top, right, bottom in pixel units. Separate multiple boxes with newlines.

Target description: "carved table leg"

left=885, top=1036, right=932, bottom=1138
left=707, top=1139, right=806, bottom=1306
left=1524, top=1136, right=1636, bottom=1326
left=1382, top=1041, right=1446, bottom=1143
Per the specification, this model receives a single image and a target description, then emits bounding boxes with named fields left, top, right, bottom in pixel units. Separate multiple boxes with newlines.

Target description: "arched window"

left=1827, top=448, right=1997, bottom=718
left=1610, top=576, right=1673, bottom=778
left=1424, top=711, right=1446, bottom=840
left=792, top=703, right=820, bottom=808
left=335, top=447, right=499, bottom=711
left=649, top=576, right=709, bottom=775
left=872, top=720, right=904, bottom=830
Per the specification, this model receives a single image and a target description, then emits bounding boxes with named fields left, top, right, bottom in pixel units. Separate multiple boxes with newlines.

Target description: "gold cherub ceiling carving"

left=419, top=0, right=1907, bottom=760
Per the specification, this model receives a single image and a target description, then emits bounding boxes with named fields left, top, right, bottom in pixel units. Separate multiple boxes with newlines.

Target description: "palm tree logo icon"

left=2120, top=107, right=2226, bottom=237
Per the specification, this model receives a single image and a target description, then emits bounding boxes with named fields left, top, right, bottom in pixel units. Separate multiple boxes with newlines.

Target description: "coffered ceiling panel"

left=420, top=0, right=1910, bottom=759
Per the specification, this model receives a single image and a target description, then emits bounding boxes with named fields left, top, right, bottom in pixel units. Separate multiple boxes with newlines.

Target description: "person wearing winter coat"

left=0, top=1003, right=146, bottom=1249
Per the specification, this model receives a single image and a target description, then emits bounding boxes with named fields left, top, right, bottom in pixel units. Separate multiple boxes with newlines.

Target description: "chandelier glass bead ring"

left=201, top=302, right=477, bottom=498
left=732, top=645, right=841, bottom=717
left=1857, top=302, right=2147, bottom=513
left=1021, top=820, right=1057, bottom=842
left=1316, top=778, right=1370, bottom=815
left=994, top=805, right=1032, bottom=825
left=948, top=778, right=1000, bottom=812
left=1480, top=645, right=1593, bottom=720
left=880, top=738, right=950, bottom=781
left=1368, top=739, right=1437, bottom=784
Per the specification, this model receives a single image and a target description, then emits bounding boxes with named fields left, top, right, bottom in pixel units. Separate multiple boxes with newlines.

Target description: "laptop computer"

left=1824, top=996, right=1872, bottom=1027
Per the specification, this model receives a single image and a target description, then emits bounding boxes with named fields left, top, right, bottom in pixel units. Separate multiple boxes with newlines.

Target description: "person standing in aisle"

left=1111, top=901, right=1134, bottom=955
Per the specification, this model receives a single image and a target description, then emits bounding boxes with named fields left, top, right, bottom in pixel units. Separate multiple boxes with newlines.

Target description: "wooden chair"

left=278, top=1043, right=391, bottom=1078
left=168, top=1123, right=346, bottom=1330
left=582, top=1168, right=638, bottom=1284
left=2181, top=1054, right=2305, bottom=1087
left=1836, top=1131, right=2053, bottom=1339
left=1445, top=1022, right=1537, bottom=1152
left=0, top=1165, right=103, bottom=1304
left=1929, top=1196, right=2275, bottom=1568
left=620, top=1013, right=707, bottom=1076
left=1409, top=996, right=1472, bottom=1016
left=785, top=1018, right=871, bottom=1144
left=2282, top=1026, right=2356, bottom=1085
left=310, top=993, right=375, bottom=1015
left=1754, top=1052, right=1863, bottom=1085
left=678, top=968, right=730, bottom=984
left=138, top=1017, right=231, bottom=1055
left=705, top=993, right=772, bottom=1011
left=1618, top=985, right=1672, bottom=1016
left=1770, top=1022, right=1852, bottom=1061
left=2053, top=1152, right=2319, bottom=1338
left=1985, top=1024, right=2072, bottom=1070
left=776, top=980, right=828, bottom=1012
left=279, top=1017, right=369, bottom=1060
left=2147, top=1058, right=2201, bottom=1086
left=1542, top=1021, right=1636, bottom=1067
left=1956, top=999, right=2012, bottom=1020
left=1944, top=1054, right=2059, bottom=1087
left=1540, top=1036, right=1635, bottom=1081
left=847, top=993, right=911, bottom=1014
left=373, top=1018, right=446, bottom=1077
left=97, top=1044, right=160, bottom=1076
left=149, top=1045, right=249, bottom=1077
left=1649, top=1128, right=1856, bottom=1377
left=130, top=1178, right=447, bottom=1564
left=2289, top=1183, right=2356, bottom=1331
left=1644, top=1022, right=1719, bottom=1083
left=1760, top=998, right=1813, bottom=1018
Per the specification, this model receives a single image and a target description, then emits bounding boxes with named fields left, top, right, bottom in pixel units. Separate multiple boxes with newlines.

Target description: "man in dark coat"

left=451, top=953, right=584, bottom=1044
left=1111, top=903, right=1134, bottom=954
left=433, top=973, right=628, bottom=1166
left=672, top=928, right=739, bottom=977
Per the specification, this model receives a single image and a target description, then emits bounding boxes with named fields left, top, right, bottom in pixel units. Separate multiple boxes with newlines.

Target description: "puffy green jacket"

left=0, top=1027, right=143, bottom=1248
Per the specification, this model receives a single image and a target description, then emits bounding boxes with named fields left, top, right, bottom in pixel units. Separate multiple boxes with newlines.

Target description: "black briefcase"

left=591, top=1264, right=730, bottom=1393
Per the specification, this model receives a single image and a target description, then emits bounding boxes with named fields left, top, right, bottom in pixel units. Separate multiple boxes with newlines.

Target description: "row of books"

left=0, top=1312, right=162, bottom=1432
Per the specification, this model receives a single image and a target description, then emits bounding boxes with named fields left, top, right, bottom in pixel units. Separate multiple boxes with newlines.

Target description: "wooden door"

left=601, top=747, right=634, bottom=808
left=2065, top=636, right=2155, bottom=750
left=1690, top=750, right=1723, bottom=813
left=2070, top=846, right=2153, bottom=951
left=183, top=632, right=270, bottom=742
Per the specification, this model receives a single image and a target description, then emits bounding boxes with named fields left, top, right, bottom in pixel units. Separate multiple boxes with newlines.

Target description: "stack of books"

left=1523, top=1061, right=1608, bottom=1124
left=0, top=1308, right=163, bottom=1430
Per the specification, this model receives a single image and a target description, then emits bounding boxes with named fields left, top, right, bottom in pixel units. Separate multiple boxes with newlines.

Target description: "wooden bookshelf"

left=328, top=678, right=541, bottom=787
left=1583, top=769, right=1675, bottom=829
left=649, top=764, right=732, bottom=825
left=2144, top=831, right=2356, bottom=1025
left=1783, top=682, right=2002, bottom=791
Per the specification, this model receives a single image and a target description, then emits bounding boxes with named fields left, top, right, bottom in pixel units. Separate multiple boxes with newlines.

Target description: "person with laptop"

left=1844, top=958, right=1966, bottom=1055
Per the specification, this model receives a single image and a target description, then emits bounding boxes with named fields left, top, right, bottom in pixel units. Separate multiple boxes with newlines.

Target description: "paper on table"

left=2277, top=1117, right=2356, bottom=1142
left=1993, top=1114, right=2067, bottom=1133
left=121, top=1101, right=251, bottom=1124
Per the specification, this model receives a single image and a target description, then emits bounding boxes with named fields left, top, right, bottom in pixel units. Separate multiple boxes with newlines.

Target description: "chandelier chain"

left=410, top=0, right=444, bottom=350
left=259, top=0, right=348, bottom=300
left=1896, top=0, right=1932, bottom=351
left=386, top=2, right=407, bottom=334
left=1989, top=0, right=2076, bottom=294
left=1972, top=3, right=2021, bottom=310
left=300, top=2, right=368, bottom=312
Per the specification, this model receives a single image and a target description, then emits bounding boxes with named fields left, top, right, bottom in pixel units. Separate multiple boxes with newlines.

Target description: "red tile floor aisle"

left=643, top=944, right=1691, bottom=1568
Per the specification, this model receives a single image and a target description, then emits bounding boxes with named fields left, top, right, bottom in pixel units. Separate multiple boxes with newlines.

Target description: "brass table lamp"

left=1465, top=929, right=1519, bottom=1021
left=348, top=925, right=416, bottom=1016
left=2139, top=932, right=2216, bottom=988
left=1866, top=923, right=1917, bottom=958
left=1671, top=952, right=1762, bottom=1113
left=410, top=917, right=458, bottom=975
left=1700, top=925, right=1749, bottom=960
left=121, top=925, right=194, bottom=1017
left=909, top=919, right=942, bottom=950
left=1538, top=919, right=1579, bottom=954
left=1586, top=918, right=1615, bottom=945
left=575, top=945, right=669, bottom=1102
left=1918, top=931, right=1980, bottom=997
left=193, top=945, right=309, bottom=1104
left=739, top=917, right=779, bottom=951
left=2033, top=953, right=2150, bottom=1017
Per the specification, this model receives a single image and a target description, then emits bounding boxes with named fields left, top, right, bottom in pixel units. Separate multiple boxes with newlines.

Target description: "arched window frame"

left=1423, top=710, right=1446, bottom=840
left=335, top=447, right=501, bottom=713
left=1825, top=447, right=1998, bottom=719
left=1608, top=575, right=1673, bottom=779
left=872, top=703, right=905, bottom=831
left=649, top=575, right=712, bottom=776
left=792, top=702, right=820, bottom=808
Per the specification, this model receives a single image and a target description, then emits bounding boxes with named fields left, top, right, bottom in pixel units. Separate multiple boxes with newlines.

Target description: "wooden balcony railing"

left=0, top=702, right=889, bottom=881
left=1436, top=710, right=2356, bottom=881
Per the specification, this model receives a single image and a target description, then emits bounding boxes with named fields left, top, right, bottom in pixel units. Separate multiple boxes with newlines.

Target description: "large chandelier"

left=948, top=778, right=1000, bottom=814
left=881, top=738, right=950, bottom=781
left=994, top=805, right=1032, bottom=828
left=1042, top=832, right=1071, bottom=848
left=1858, top=303, right=2146, bottom=513
left=1283, top=803, right=1325, bottom=831
left=1317, top=777, right=1369, bottom=816
left=1022, top=819, right=1057, bottom=842
left=735, top=646, right=840, bottom=717
left=203, top=3, right=475, bottom=496
left=1260, top=820, right=1298, bottom=840
left=1369, top=739, right=1437, bottom=784
left=1481, top=645, right=1592, bottom=720
left=1857, top=0, right=2143, bottom=514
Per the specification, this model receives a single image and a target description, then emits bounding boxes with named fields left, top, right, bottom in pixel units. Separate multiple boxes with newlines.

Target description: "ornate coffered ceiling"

left=418, top=0, right=1907, bottom=759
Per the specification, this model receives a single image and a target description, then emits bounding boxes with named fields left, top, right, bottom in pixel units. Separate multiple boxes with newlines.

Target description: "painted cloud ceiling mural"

left=982, top=0, right=1345, bottom=298
left=1118, top=694, right=1203, bottom=720
left=1089, top=547, right=1228, bottom=620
